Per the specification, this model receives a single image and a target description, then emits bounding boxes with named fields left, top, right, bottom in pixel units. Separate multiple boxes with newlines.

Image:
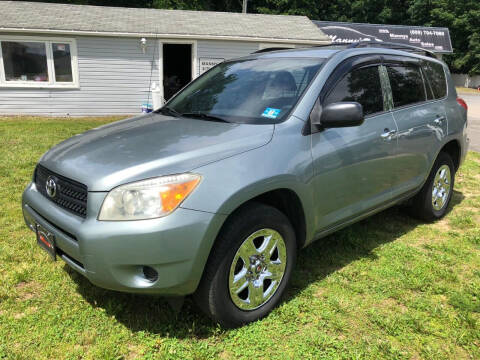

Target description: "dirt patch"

left=409, top=353, right=421, bottom=360
left=79, top=330, right=98, bottom=346
left=219, top=350, right=233, bottom=359
left=125, top=344, right=143, bottom=360
left=314, top=287, right=326, bottom=298
left=408, top=235, right=440, bottom=251
left=378, top=297, right=408, bottom=313
left=15, top=281, right=27, bottom=289
left=435, top=218, right=451, bottom=232
left=15, top=281, right=42, bottom=301
left=454, top=345, right=471, bottom=360
left=12, top=306, right=38, bottom=320
left=459, top=206, right=480, bottom=213
left=474, top=214, right=480, bottom=224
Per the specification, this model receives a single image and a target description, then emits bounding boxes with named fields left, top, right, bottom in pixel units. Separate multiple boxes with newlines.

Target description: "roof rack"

left=252, top=44, right=349, bottom=54
left=253, top=41, right=438, bottom=58
left=347, top=41, right=437, bottom=58
left=253, top=47, right=291, bottom=53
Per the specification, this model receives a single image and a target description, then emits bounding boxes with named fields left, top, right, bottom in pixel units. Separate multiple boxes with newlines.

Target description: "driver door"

left=310, top=59, right=399, bottom=235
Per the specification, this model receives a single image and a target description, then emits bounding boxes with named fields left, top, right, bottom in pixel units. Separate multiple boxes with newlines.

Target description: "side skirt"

left=307, top=188, right=419, bottom=246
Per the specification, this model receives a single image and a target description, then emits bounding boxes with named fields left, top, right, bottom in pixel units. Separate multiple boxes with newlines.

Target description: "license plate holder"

left=36, top=224, right=56, bottom=261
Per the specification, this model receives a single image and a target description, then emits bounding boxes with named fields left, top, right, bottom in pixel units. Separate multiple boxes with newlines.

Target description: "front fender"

left=180, top=117, right=316, bottom=245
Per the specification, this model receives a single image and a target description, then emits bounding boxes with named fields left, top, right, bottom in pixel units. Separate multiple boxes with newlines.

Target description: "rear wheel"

left=194, top=202, right=296, bottom=328
left=409, top=151, right=455, bottom=221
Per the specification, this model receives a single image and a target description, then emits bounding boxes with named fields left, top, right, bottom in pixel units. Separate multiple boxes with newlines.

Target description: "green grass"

left=0, top=116, right=479, bottom=359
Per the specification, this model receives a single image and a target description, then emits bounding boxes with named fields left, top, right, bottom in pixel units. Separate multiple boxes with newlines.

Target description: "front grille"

left=35, top=165, right=88, bottom=218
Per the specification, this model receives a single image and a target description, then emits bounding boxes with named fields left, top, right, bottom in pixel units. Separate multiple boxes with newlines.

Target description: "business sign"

left=314, top=21, right=452, bottom=53
left=198, top=58, right=224, bottom=75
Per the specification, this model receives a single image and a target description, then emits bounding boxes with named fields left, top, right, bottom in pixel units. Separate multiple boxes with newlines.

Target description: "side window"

left=387, top=65, right=426, bottom=108
left=324, top=66, right=384, bottom=116
left=421, top=61, right=447, bottom=99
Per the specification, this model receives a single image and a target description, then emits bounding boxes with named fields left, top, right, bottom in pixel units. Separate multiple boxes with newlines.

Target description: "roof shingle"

left=0, top=1, right=330, bottom=43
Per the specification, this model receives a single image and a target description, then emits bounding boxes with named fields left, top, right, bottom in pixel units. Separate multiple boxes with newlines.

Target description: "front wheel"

left=409, top=151, right=455, bottom=221
left=194, top=202, right=297, bottom=328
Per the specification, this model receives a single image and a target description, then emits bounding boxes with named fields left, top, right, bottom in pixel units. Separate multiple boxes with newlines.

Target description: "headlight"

left=98, top=173, right=201, bottom=221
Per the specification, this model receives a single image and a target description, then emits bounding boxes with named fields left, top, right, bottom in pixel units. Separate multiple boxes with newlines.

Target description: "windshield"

left=165, top=57, right=325, bottom=124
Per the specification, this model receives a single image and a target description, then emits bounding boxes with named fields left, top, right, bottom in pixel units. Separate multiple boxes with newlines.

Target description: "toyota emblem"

left=45, top=176, right=57, bottom=198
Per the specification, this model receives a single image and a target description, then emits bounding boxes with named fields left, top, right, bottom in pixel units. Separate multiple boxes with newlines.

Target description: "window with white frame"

left=0, top=37, right=79, bottom=87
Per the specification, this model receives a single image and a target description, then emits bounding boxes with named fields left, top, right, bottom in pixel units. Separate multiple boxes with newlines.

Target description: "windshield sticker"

left=261, top=108, right=281, bottom=119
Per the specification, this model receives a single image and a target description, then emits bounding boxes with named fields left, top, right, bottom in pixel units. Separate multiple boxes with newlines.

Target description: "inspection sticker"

left=261, top=108, right=281, bottom=119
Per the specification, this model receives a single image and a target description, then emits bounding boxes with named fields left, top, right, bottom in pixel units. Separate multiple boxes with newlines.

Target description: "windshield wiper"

left=157, top=106, right=182, bottom=117
left=181, top=112, right=230, bottom=123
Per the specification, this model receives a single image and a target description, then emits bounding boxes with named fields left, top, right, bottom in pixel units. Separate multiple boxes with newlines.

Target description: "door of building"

left=163, top=43, right=192, bottom=101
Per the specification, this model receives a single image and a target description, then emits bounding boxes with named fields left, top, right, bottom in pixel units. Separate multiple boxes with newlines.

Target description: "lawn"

left=0, top=116, right=479, bottom=360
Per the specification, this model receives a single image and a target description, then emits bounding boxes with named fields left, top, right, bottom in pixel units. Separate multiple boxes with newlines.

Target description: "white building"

left=0, top=1, right=330, bottom=115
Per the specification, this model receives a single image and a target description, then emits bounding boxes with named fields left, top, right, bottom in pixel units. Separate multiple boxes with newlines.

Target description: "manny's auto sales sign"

left=314, top=21, right=452, bottom=53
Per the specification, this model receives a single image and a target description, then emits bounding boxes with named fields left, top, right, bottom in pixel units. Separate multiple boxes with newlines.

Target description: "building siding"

left=197, top=40, right=258, bottom=61
left=196, top=40, right=306, bottom=73
left=0, top=36, right=305, bottom=116
left=0, top=35, right=160, bottom=116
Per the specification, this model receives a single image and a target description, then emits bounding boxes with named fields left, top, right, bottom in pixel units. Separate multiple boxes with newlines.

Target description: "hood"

left=40, top=113, right=274, bottom=191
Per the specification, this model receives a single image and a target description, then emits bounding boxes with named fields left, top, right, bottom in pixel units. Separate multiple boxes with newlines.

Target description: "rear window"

left=421, top=61, right=447, bottom=99
left=324, top=65, right=384, bottom=116
left=387, top=65, right=426, bottom=108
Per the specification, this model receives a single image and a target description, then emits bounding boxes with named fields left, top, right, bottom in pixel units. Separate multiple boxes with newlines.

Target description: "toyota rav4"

left=22, top=44, right=469, bottom=327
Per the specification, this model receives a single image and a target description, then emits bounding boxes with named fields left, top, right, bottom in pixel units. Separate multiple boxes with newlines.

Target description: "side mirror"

left=318, top=102, right=364, bottom=128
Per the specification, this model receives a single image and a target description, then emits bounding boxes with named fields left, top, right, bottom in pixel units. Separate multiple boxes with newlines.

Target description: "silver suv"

left=22, top=44, right=469, bottom=327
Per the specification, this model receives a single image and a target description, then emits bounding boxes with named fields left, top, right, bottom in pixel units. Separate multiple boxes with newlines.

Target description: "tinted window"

left=387, top=65, right=426, bottom=108
left=324, top=66, right=384, bottom=116
left=167, top=58, right=324, bottom=124
left=421, top=61, right=447, bottom=99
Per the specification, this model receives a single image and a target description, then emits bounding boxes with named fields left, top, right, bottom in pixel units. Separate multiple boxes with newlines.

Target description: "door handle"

left=381, top=129, right=397, bottom=140
left=434, top=116, right=446, bottom=125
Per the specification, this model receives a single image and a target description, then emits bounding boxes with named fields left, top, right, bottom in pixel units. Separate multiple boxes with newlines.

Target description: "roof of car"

left=248, top=45, right=442, bottom=63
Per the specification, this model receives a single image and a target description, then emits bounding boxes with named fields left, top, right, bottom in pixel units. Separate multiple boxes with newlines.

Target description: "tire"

left=409, top=151, right=455, bottom=222
left=194, top=202, right=297, bottom=328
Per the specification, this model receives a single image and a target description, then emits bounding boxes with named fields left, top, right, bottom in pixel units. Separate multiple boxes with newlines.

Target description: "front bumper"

left=22, top=182, right=226, bottom=295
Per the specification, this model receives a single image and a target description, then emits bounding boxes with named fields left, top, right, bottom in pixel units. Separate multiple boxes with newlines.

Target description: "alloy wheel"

left=228, top=228, right=287, bottom=310
left=432, top=164, right=451, bottom=211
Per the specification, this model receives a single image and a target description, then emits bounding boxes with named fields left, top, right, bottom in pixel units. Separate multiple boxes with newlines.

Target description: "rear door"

left=383, top=56, right=447, bottom=197
left=310, top=56, right=399, bottom=234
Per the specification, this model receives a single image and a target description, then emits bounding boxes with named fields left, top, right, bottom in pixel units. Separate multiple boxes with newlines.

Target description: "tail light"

left=457, top=97, right=468, bottom=111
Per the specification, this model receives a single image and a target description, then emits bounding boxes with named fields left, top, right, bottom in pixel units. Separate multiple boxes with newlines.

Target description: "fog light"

left=142, top=266, right=158, bottom=282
